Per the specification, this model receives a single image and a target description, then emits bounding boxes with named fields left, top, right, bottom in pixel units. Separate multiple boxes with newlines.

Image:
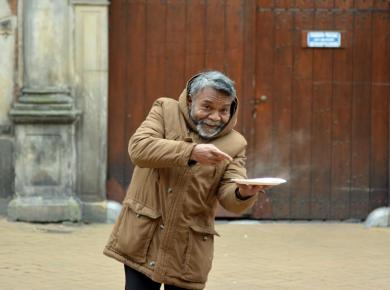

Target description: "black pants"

left=124, top=265, right=190, bottom=290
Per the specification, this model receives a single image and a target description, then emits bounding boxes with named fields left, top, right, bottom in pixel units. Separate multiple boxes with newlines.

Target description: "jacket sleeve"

left=128, top=99, right=196, bottom=168
left=216, top=148, right=258, bottom=214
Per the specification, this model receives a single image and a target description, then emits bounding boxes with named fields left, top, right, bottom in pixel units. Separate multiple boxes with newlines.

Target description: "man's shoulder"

left=152, top=98, right=183, bottom=133
left=153, top=97, right=181, bottom=119
left=154, top=97, right=179, bottom=107
left=213, top=129, right=247, bottom=157
left=225, top=129, right=247, bottom=146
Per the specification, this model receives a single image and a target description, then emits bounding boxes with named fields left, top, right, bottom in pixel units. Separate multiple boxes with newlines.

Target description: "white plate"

left=231, top=177, right=287, bottom=186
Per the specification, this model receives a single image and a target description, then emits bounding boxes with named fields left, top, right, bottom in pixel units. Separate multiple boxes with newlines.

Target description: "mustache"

left=198, top=119, right=223, bottom=127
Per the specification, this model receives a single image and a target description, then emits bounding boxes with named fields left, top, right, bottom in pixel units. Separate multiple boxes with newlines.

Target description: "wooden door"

left=107, top=0, right=254, bottom=203
left=107, top=0, right=390, bottom=220
left=250, top=0, right=390, bottom=220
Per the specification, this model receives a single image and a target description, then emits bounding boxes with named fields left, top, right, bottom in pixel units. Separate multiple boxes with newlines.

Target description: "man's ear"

left=187, top=94, right=192, bottom=106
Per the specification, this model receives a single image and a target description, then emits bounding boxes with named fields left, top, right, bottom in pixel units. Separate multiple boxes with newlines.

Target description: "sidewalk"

left=1, top=218, right=390, bottom=290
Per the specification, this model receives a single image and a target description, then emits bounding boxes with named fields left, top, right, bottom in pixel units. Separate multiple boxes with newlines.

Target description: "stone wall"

left=0, top=0, right=17, bottom=215
left=0, top=0, right=16, bottom=125
left=0, top=0, right=112, bottom=222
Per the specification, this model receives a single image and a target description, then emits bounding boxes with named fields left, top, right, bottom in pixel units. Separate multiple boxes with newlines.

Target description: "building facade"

left=0, top=0, right=389, bottom=222
left=0, top=0, right=110, bottom=222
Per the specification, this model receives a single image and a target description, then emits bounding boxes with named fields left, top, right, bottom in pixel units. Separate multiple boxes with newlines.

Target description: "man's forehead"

left=196, top=88, right=233, bottom=104
left=200, top=98, right=232, bottom=106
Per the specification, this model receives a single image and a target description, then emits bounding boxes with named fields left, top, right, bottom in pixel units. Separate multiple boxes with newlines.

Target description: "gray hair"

left=188, top=71, right=236, bottom=99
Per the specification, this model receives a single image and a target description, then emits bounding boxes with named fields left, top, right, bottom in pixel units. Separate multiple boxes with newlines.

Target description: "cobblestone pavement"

left=1, top=218, right=390, bottom=290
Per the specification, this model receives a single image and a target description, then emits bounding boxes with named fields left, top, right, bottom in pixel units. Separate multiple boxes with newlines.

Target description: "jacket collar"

left=178, top=74, right=238, bottom=140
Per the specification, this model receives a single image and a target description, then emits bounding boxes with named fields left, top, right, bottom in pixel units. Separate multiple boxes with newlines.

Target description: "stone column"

left=8, top=0, right=81, bottom=222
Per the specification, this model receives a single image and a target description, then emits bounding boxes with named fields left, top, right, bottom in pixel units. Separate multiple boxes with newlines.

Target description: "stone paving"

left=1, top=218, right=390, bottom=290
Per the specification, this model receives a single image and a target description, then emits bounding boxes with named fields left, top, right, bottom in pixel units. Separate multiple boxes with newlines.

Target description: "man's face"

left=189, top=87, right=233, bottom=139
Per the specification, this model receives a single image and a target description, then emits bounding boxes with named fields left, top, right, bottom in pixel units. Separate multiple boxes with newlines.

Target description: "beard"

left=195, top=120, right=224, bottom=139
left=189, top=107, right=225, bottom=140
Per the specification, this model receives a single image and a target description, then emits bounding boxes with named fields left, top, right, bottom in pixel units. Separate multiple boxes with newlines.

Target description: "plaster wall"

left=72, top=2, right=108, bottom=202
left=2, top=0, right=111, bottom=221
left=0, top=0, right=16, bottom=125
left=0, top=0, right=17, bottom=214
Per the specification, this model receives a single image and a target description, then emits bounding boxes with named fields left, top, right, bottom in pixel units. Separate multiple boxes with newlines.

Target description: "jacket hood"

left=178, top=73, right=239, bottom=140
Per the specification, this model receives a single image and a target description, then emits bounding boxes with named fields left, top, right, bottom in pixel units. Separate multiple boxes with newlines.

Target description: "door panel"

left=251, top=0, right=389, bottom=219
left=330, top=0, right=353, bottom=220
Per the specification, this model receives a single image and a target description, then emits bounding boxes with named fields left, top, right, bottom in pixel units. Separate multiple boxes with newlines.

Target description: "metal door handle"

left=253, top=95, right=268, bottom=105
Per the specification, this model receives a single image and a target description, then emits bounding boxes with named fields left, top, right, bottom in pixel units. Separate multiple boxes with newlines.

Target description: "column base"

left=0, top=197, right=11, bottom=216
left=7, top=196, right=82, bottom=222
left=82, top=200, right=122, bottom=224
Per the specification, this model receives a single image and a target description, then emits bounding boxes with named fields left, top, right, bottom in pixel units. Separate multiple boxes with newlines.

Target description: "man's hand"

left=236, top=184, right=271, bottom=199
left=190, top=144, right=233, bottom=165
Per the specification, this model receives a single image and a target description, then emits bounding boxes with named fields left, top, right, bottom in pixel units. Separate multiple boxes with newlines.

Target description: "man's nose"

left=208, top=111, right=221, bottom=122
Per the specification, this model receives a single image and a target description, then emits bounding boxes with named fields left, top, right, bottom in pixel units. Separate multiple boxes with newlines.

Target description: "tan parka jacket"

left=104, top=77, right=258, bottom=289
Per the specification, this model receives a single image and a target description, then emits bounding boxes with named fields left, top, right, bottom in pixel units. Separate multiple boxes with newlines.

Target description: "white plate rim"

left=231, top=177, right=287, bottom=186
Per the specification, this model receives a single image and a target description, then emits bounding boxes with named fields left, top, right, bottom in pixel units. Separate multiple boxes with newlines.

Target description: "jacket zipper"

left=155, top=167, right=189, bottom=279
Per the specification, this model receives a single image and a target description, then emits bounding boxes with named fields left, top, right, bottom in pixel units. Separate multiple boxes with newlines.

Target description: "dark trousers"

left=124, top=264, right=190, bottom=290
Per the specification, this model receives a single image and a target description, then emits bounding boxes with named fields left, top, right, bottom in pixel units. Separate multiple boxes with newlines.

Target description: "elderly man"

left=104, top=71, right=266, bottom=290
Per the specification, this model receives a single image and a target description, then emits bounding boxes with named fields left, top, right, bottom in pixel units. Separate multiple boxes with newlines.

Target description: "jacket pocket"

left=183, top=225, right=219, bottom=283
left=115, top=200, right=161, bottom=264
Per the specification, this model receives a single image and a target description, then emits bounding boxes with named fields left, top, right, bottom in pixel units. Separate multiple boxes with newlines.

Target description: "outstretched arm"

left=216, top=149, right=259, bottom=214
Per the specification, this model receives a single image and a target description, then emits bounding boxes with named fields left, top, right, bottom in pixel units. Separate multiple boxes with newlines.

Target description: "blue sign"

left=307, top=31, right=341, bottom=48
